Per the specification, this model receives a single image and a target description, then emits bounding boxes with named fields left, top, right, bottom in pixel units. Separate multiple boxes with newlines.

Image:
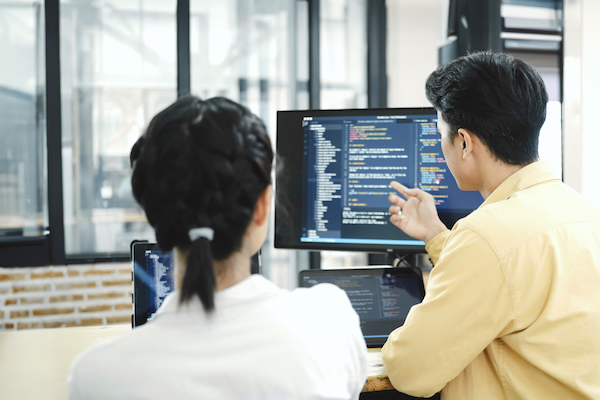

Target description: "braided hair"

left=130, top=96, right=273, bottom=313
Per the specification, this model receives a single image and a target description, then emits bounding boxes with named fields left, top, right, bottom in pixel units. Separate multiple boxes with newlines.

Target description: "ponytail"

left=180, top=238, right=216, bottom=313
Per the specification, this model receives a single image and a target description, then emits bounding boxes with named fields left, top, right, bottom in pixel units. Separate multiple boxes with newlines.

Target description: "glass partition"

left=0, top=0, right=47, bottom=238
left=60, top=0, right=177, bottom=255
left=320, top=0, right=367, bottom=110
left=190, top=0, right=306, bottom=288
left=320, top=0, right=368, bottom=268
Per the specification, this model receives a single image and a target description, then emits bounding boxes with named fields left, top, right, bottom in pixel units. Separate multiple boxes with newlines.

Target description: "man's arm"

left=381, top=227, right=515, bottom=397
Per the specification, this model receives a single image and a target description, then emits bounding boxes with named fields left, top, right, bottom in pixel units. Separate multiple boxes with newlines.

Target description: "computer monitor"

left=274, top=107, right=483, bottom=254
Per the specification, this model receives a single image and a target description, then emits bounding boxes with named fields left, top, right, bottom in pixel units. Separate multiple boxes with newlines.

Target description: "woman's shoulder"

left=249, top=275, right=350, bottom=311
left=291, top=282, right=349, bottom=303
left=281, top=281, right=349, bottom=305
left=67, top=322, right=175, bottom=398
left=269, top=283, right=358, bottom=327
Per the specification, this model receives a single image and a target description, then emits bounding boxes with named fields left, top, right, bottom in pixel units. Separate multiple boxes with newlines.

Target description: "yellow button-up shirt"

left=382, top=161, right=600, bottom=399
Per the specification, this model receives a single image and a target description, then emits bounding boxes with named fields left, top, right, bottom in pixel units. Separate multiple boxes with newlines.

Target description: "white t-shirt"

left=67, top=275, right=368, bottom=400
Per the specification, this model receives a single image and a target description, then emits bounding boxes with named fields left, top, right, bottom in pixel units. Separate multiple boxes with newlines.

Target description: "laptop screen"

left=132, top=243, right=175, bottom=327
left=299, top=268, right=424, bottom=346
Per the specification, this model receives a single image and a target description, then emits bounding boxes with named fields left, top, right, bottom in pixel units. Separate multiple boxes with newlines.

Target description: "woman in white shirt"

left=67, top=96, right=368, bottom=400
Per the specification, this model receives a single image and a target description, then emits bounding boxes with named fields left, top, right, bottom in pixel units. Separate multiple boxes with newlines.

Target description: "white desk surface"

left=0, top=324, right=131, bottom=400
left=0, top=324, right=392, bottom=399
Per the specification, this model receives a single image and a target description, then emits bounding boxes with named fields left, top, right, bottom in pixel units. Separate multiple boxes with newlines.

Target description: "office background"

left=0, top=0, right=597, bottom=330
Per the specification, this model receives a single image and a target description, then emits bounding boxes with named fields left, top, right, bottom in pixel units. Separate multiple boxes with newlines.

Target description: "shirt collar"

left=479, top=161, right=560, bottom=209
left=154, top=274, right=284, bottom=317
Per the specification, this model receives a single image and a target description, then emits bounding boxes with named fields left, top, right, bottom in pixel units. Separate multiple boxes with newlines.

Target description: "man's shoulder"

left=454, top=180, right=600, bottom=257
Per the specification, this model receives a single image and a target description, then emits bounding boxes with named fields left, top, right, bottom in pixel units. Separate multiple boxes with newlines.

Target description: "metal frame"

left=308, top=0, right=320, bottom=110
left=367, top=0, right=387, bottom=108
left=177, top=0, right=191, bottom=98
left=307, top=0, right=320, bottom=268
left=558, top=34, right=564, bottom=182
left=45, top=0, right=66, bottom=265
left=440, top=0, right=502, bottom=63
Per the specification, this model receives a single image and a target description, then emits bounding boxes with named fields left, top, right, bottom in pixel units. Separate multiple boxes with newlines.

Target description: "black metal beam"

left=459, top=0, right=502, bottom=56
left=308, top=0, right=320, bottom=110
left=558, top=27, right=564, bottom=183
left=0, top=236, right=50, bottom=267
left=441, top=0, right=502, bottom=63
left=366, top=0, right=388, bottom=265
left=45, top=0, right=66, bottom=265
left=177, top=0, right=191, bottom=98
left=367, top=0, right=387, bottom=108
left=308, top=0, right=321, bottom=269
left=309, top=251, right=321, bottom=270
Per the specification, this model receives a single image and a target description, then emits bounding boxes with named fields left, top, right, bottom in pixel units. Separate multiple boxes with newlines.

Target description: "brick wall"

left=0, top=263, right=133, bottom=330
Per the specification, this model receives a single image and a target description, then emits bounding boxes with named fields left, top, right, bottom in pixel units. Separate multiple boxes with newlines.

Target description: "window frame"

left=0, top=0, right=387, bottom=267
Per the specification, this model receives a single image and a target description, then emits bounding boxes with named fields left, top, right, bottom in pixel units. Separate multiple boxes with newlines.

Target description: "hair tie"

left=188, top=227, right=214, bottom=242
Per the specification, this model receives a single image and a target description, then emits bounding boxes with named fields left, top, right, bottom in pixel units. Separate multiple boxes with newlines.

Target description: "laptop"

left=131, top=241, right=262, bottom=328
left=131, top=242, right=175, bottom=327
left=298, top=267, right=425, bottom=348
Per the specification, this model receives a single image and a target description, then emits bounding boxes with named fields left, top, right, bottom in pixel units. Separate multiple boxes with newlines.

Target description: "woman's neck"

left=174, top=248, right=252, bottom=292
left=213, top=252, right=252, bottom=291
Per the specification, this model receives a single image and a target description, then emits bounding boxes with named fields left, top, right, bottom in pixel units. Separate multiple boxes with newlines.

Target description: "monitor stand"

left=369, top=252, right=423, bottom=269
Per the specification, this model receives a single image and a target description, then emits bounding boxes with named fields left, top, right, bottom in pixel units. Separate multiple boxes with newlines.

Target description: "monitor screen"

left=275, top=107, right=483, bottom=253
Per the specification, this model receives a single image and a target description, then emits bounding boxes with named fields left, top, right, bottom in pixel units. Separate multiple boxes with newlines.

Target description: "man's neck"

left=478, top=160, right=531, bottom=199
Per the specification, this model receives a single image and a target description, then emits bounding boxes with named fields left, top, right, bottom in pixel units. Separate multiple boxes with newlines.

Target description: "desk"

left=0, top=324, right=130, bottom=400
left=0, top=325, right=398, bottom=400
left=364, top=348, right=394, bottom=392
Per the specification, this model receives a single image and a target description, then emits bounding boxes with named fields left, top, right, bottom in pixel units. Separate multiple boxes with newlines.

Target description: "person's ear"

left=253, top=185, right=272, bottom=226
left=457, top=128, right=475, bottom=159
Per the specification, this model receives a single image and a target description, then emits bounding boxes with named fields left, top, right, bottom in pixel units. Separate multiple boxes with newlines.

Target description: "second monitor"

left=275, top=107, right=483, bottom=254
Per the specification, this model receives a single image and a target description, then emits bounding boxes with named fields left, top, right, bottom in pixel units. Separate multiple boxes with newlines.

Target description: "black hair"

left=130, top=96, right=273, bottom=313
left=425, top=51, right=548, bottom=165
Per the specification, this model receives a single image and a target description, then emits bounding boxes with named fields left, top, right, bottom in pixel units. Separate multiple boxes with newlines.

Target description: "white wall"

left=564, top=0, right=600, bottom=208
left=386, top=0, right=447, bottom=107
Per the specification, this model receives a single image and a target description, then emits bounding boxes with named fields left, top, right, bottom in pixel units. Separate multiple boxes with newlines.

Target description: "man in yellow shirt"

left=382, top=51, right=600, bottom=399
